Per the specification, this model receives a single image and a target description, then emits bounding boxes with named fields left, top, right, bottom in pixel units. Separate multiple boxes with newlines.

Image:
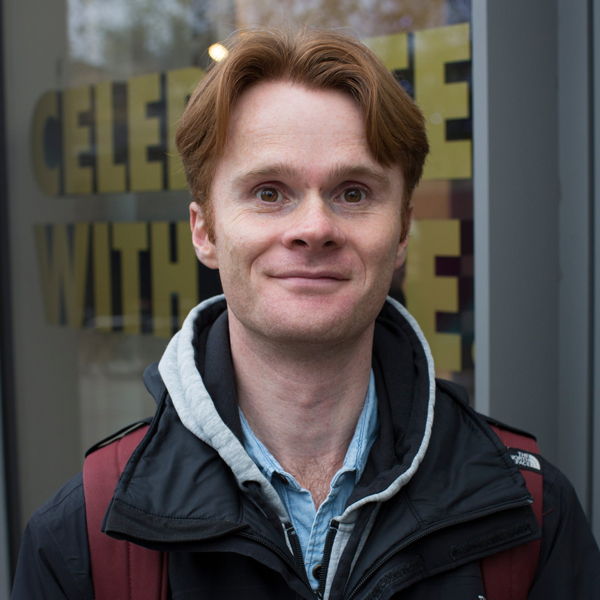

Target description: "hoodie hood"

left=101, top=295, right=538, bottom=597
left=158, top=294, right=436, bottom=524
left=158, top=294, right=288, bottom=520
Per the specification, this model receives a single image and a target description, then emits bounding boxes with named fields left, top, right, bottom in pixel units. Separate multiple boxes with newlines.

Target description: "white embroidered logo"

left=511, top=451, right=541, bottom=471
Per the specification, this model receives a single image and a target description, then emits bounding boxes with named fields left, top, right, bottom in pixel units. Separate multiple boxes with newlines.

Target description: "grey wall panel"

left=475, top=0, right=595, bottom=517
left=592, top=0, right=600, bottom=539
left=557, top=0, right=593, bottom=514
left=0, top=372, right=11, bottom=599
left=474, top=1, right=560, bottom=464
left=472, top=0, right=490, bottom=417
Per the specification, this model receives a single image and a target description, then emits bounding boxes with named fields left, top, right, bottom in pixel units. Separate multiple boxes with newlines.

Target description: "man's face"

left=190, top=81, right=410, bottom=346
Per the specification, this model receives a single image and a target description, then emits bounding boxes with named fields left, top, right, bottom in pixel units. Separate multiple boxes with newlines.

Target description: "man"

left=13, top=27, right=600, bottom=599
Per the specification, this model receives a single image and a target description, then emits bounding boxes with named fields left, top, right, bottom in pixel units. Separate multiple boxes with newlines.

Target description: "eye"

left=341, top=187, right=366, bottom=203
left=256, top=187, right=281, bottom=202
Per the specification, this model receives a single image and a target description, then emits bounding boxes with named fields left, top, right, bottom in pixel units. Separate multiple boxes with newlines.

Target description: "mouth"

left=268, top=271, right=350, bottom=293
left=271, top=270, right=348, bottom=281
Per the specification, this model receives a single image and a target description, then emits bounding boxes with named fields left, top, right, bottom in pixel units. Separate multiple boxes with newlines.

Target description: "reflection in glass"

left=60, top=0, right=474, bottom=450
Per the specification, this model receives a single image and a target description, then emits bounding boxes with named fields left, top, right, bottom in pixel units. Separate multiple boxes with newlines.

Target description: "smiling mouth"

left=269, top=273, right=350, bottom=291
left=272, top=271, right=348, bottom=281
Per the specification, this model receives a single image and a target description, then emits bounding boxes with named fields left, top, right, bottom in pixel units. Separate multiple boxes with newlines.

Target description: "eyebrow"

left=327, top=164, right=391, bottom=187
left=232, top=162, right=391, bottom=188
left=232, top=162, right=301, bottom=187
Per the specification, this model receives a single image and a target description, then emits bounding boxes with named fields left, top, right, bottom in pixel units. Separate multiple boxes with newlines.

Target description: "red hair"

left=176, top=27, right=429, bottom=241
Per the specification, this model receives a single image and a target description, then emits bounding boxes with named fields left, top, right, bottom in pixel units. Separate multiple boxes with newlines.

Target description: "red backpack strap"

left=480, top=424, right=543, bottom=600
left=83, top=424, right=169, bottom=600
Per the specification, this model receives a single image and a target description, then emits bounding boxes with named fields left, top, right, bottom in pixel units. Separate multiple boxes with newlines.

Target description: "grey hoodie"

left=158, top=294, right=436, bottom=598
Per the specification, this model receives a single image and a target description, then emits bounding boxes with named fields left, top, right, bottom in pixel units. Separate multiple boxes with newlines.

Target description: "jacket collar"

left=157, top=295, right=289, bottom=520
left=347, top=379, right=537, bottom=594
left=155, top=295, right=437, bottom=524
left=103, top=296, right=535, bottom=561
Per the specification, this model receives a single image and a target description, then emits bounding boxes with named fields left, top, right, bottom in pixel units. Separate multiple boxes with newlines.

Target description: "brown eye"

left=342, top=188, right=365, bottom=203
left=257, top=188, right=280, bottom=202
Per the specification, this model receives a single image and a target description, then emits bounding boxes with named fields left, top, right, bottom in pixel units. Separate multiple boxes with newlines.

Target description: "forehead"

left=229, top=81, right=364, bottom=134
left=217, top=81, right=380, bottom=181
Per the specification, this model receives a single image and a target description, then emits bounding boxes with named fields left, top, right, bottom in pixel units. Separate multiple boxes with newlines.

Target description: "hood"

left=157, top=294, right=436, bottom=524
left=158, top=294, right=288, bottom=520
left=101, top=294, right=538, bottom=591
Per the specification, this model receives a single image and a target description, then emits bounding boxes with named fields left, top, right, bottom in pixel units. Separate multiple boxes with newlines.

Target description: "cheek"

left=212, top=223, right=272, bottom=283
left=360, top=229, right=402, bottom=276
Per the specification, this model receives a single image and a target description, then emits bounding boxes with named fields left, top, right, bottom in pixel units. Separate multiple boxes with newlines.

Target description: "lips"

left=270, top=270, right=348, bottom=280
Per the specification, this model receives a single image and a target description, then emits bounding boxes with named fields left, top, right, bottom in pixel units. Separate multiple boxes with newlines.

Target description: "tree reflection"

left=67, top=0, right=469, bottom=85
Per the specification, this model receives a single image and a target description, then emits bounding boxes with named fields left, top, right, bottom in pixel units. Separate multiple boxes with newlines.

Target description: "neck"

left=229, top=314, right=374, bottom=507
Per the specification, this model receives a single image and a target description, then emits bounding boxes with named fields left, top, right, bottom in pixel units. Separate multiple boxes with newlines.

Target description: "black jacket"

left=12, top=298, right=600, bottom=599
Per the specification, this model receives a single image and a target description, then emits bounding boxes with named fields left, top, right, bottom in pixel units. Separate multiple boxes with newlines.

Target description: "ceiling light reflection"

left=209, top=43, right=229, bottom=62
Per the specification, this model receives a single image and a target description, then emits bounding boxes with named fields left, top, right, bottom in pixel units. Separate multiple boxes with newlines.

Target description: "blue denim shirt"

left=240, top=371, right=379, bottom=590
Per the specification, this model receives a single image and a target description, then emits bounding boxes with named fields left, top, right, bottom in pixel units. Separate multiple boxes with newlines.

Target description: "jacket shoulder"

left=12, top=472, right=94, bottom=599
left=435, top=378, right=600, bottom=594
left=436, top=378, right=537, bottom=441
left=13, top=419, right=154, bottom=599
left=435, top=378, right=471, bottom=405
left=85, top=417, right=152, bottom=457
left=529, top=455, right=600, bottom=596
left=482, top=415, right=537, bottom=442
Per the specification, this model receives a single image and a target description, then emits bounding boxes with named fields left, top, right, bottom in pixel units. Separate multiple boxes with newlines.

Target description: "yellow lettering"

left=366, top=33, right=408, bottom=72
left=404, top=219, right=461, bottom=371
left=31, top=92, right=61, bottom=196
left=414, top=23, right=471, bottom=180
left=151, top=222, right=198, bottom=338
left=34, top=223, right=90, bottom=327
left=63, top=86, right=94, bottom=194
left=128, top=73, right=163, bottom=192
left=112, top=223, right=148, bottom=335
left=96, top=82, right=127, bottom=193
left=92, top=223, right=113, bottom=331
left=166, top=67, right=203, bottom=190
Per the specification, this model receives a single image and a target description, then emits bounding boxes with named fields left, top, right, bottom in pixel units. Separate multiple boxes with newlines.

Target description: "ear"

left=190, top=202, right=219, bottom=269
left=395, top=204, right=413, bottom=270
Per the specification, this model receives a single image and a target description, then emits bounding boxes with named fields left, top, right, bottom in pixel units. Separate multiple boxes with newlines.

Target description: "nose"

left=281, top=195, right=345, bottom=251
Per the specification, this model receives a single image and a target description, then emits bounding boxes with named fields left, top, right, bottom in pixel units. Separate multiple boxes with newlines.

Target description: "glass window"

left=3, top=0, right=472, bottom=530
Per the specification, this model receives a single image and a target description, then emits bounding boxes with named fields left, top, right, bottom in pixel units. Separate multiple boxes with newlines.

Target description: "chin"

left=251, top=300, right=375, bottom=347
left=257, top=323, right=357, bottom=347
left=226, top=284, right=389, bottom=347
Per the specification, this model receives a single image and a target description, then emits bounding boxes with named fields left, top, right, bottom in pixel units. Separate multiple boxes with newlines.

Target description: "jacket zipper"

left=286, top=524, right=313, bottom=589
left=346, top=498, right=533, bottom=600
left=238, top=530, right=317, bottom=598
left=317, top=520, right=340, bottom=599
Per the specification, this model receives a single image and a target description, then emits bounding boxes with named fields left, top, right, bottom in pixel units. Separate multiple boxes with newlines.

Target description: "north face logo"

left=508, top=448, right=541, bottom=472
